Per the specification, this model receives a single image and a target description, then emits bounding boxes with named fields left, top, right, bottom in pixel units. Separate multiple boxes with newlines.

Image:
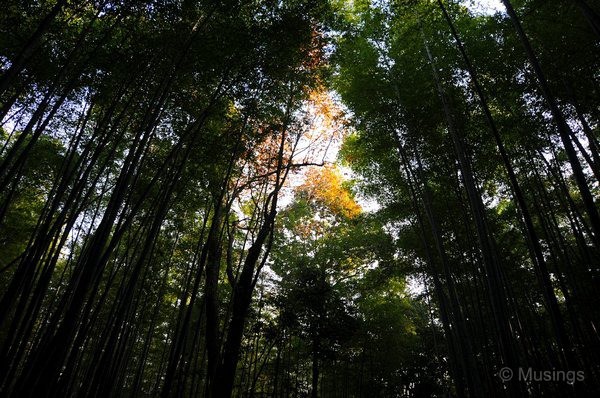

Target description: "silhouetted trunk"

left=574, top=0, right=600, bottom=40
left=420, top=22, right=522, bottom=395
left=0, top=0, right=69, bottom=96
left=438, top=0, right=577, bottom=373
left=311, top=336, right=320, bottom=398
left=501, top=0, right=600, bottom=244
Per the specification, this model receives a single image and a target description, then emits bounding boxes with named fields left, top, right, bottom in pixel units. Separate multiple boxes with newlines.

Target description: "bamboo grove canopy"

left=0, top=0, right=599, bottom=397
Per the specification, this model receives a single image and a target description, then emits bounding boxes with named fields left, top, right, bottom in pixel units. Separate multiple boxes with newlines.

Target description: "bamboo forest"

left=1, top=0, right=600, bottom=397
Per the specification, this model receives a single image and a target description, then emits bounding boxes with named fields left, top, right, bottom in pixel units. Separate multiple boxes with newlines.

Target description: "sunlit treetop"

left=297, top=165, right=361, bottom=219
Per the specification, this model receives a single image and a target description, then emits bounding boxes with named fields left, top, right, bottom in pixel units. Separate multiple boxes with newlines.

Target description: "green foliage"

left=1, top=0, right=600, bottom=396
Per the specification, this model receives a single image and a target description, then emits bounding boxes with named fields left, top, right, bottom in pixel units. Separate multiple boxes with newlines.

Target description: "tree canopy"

left=1, top=0, right=599, bottom=397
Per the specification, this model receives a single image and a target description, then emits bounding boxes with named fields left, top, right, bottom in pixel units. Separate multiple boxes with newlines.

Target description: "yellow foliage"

left=307, top=87, right=345, bottom=134
left=298, top=166, right=361, bottom=219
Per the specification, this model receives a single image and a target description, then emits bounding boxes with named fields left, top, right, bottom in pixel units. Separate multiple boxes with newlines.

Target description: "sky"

left=462, top=0, right=505, bottom=15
